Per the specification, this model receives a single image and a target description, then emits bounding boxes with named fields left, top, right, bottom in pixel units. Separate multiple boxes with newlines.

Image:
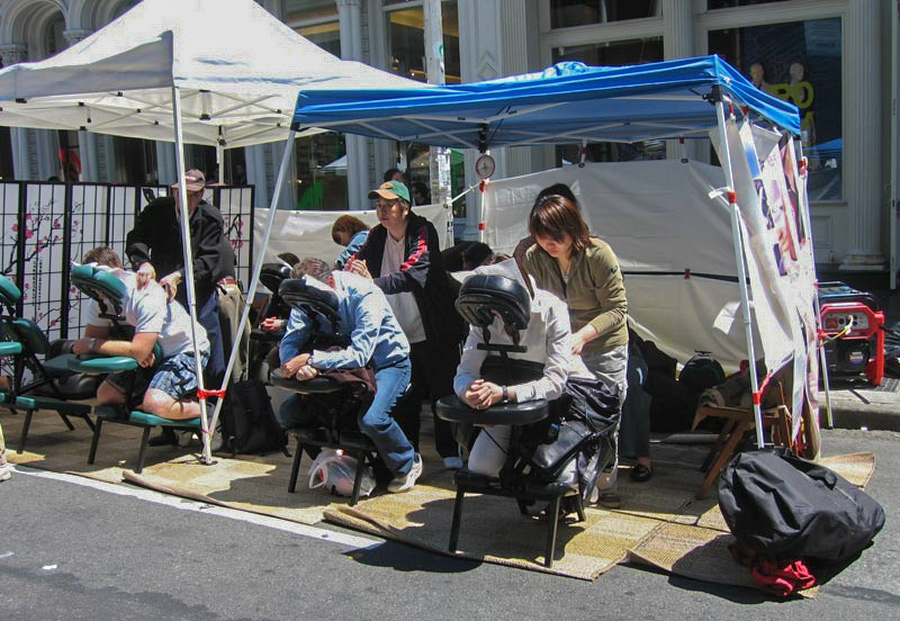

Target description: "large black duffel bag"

left=718, top=448, right=885, bottom=562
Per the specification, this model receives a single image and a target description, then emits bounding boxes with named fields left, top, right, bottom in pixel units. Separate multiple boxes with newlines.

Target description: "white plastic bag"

left=307, top=448, right=376, bottom=498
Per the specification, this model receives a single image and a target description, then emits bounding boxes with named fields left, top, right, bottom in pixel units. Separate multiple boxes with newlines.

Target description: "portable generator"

left=818, top=281, right=885, bottom=386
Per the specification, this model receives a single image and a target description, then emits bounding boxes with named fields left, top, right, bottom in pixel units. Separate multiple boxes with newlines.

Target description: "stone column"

left=661, top=0, right=697, bottom=161
left=245, top=145, right=271, bottom=210
left=0, top=45, right=33, bottom=181
left=64, top=30, right=100, bottom=182
left=457, top=0, right=502, bottom=239
left=841, top=1, right=883, bottom=270
left=338, top=0, right=367, bottom=209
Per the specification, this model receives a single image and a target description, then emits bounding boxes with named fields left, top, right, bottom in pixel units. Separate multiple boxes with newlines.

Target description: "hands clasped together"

left=460, top=378, right=503, bottom=411
left=281, top=353, right=319, bottom=382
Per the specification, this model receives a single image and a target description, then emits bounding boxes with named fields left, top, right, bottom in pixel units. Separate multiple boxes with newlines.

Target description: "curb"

left=828, top=407, right=900, bottom=432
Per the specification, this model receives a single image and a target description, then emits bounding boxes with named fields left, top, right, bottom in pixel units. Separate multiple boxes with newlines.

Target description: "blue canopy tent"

left=263, top=54, right=816, bottom=449
left=289, top=55, right=800, bottom=148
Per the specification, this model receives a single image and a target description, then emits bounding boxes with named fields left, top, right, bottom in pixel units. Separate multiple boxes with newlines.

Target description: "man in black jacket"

left=126, top=168, right=227, bottom=445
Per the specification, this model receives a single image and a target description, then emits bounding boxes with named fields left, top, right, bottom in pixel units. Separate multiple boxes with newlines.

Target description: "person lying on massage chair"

left=454, top=255, right=596, bottom=482
left=277, top=257, right=422, bottom=494
left=71, top=246, right=210, bottom=420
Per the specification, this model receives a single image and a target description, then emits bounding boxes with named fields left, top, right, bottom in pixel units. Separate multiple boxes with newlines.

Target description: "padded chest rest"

left=0, top=274, right=22, bottom=306
left=70, top=264, right=126, bottom=303
left=455, top=274, right=531, bottom=332
left=278, top=277, right=340, bottom=323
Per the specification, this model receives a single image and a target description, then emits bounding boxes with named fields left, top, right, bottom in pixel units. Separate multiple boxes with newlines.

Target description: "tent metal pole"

left=795, top=139, right=833, bottom=429
left=714, top=99, right=765, bottom=450
left=171, top=85, right=213, bottom=465
left=216, top=141, right=224, bottom=185
left=208, top=130, right=298, bottom=438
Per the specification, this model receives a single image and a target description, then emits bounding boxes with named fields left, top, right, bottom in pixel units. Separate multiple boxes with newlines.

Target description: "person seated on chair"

left=71, top=246, right=210, bottom=420
left=277, top=257, right=422, bottom=493
left=454, top=255, right=595, bottom=480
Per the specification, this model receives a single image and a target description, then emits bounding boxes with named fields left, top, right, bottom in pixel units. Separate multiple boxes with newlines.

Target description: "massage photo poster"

left=737, top=121, right=820, bottom=435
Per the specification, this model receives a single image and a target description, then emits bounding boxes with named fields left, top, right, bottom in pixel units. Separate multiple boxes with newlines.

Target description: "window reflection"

left=552, top=38, right=665, bottom=164
left=295, top=132, right=347, bottom=211
left=550, top=0, right=660, bottom=29
left=707, top=0, right=789, bottom=9
left=709, top=17, right=842, bottom=200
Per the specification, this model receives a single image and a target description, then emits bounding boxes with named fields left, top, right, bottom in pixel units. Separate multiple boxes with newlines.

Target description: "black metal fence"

left=0, top=181, right=255, bottom=342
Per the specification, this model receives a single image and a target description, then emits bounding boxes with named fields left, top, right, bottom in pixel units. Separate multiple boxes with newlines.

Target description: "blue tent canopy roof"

left=291, top=55, right=801, bottom=149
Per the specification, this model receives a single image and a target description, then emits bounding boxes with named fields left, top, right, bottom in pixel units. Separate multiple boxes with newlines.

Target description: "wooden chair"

left=691, top=365, right=793, bottom=499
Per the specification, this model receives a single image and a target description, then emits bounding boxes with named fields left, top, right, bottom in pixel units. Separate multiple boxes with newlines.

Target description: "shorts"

left=106, top=349, right=209, bottom=408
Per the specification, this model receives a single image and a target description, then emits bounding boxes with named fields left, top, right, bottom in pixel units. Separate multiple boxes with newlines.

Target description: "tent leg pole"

left=171, top=85, right=212, bottom=465
left=714, top=100, right=765, bottom=450
left=795, top=141, right=833, bottom=429
left=208, top=130, right=298, bottom=438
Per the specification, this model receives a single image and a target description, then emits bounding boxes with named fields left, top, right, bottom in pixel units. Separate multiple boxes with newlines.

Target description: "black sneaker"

left=148, top=427, right=178, bottom=447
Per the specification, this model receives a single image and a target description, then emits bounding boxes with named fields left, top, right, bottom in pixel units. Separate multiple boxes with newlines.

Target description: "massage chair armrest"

left=269, top=367, right=345, bottom=394
left=68, top=354, right=140, bottom=374
left=435, top=394, right=549, bottom=426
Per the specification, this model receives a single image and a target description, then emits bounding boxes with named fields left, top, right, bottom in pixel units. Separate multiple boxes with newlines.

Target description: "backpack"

left=679, top=352, right=726, bottom=393
left=718, top=448, right=885, bottom=562
left=221, top=379, right=287, bottom=455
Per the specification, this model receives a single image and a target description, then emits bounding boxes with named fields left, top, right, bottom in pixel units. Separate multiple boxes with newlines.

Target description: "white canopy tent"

left=0, top=0, right=423, bottom=150
left=0, top=0, right=433, bottom=463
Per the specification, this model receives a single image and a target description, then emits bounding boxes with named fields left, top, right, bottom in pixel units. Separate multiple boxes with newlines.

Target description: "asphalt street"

left=1, top=428, right=897, bottom=621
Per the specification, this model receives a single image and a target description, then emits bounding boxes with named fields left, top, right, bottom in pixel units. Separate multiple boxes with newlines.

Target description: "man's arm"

left=278, top=309, right=312, bottom=373
left=72, top=324, right=158, bottom=365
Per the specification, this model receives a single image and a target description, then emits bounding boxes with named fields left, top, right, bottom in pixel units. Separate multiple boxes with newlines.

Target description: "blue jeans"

left=359, top=360, right=415, bottom=476
left=277, top=359, right=415, bottom=477
left=176, top=291, right=224, bottom=388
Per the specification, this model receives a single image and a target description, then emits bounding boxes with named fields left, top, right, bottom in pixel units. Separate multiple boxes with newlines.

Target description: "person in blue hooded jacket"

left=277, top=257, right=422, bottom=493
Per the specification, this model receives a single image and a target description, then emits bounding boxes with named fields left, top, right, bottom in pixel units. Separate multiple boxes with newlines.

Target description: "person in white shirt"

left=453, top=257, right=595, bottom=478
left=72, top=246, right=210, bottom=420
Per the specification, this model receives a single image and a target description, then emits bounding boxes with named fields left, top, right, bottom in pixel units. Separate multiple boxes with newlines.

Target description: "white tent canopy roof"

left=0, top=0, right=428, bottom=149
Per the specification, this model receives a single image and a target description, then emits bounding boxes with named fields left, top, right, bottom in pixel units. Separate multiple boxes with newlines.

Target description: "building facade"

left=0, top=0, right=896, bottom=280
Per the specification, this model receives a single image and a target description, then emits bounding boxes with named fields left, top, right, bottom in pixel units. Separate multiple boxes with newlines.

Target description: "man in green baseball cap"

left=368, top=180, right=411, bottom=203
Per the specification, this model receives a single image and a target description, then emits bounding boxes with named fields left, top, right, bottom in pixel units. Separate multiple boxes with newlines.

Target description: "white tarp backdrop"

left=481, top=160, right=760, bottom=369
left=479, top=155, right=817, bottom=435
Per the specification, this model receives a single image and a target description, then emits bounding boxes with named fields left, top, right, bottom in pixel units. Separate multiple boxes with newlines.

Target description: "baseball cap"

left=171, top=169, right=206, bottom=192
left=368, top=180, right=410, bottom=203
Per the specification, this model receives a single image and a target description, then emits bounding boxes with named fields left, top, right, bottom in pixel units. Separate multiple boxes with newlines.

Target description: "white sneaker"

left=443, top=456, right=463, bottom=470
left=176, top=430, right=197, bottom=447
left=0, top=462, right=12, bottom=482
left=388, top=453, right=423, bottom=493
left=209, top=424, right=224, bottom=452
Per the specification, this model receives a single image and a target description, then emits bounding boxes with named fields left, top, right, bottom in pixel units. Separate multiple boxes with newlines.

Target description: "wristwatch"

left=89, top=337, right=97, bottom=353
left=501, top=386, right=509, bottom=404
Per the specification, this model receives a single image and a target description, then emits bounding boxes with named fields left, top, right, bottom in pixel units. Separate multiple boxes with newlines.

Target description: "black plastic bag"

left=718, top=448, right=885, bottom=562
